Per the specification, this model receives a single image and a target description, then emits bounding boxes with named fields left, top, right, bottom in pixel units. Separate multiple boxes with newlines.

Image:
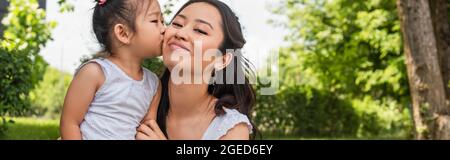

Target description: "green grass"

left=262, top=132, right=411, bottom=140
left=0, top=117, right=410, bottom=140
left=0, top=117, right=60, bottom=140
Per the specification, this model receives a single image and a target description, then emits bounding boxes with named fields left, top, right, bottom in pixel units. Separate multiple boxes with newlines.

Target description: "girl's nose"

left=160, top=25, right=166, bottom=35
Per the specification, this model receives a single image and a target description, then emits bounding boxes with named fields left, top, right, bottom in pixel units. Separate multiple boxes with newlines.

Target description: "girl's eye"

left=194, top=29, right=208, bottom=35
left=151, top=20, right=159, bottom=23
left=172, top=22, right=183, bottom=28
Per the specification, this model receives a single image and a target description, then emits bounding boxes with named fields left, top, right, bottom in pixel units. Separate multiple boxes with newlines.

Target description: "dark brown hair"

left=157, top=0, right=260, bottom=139
left=92, top=0, right=153, bottom=53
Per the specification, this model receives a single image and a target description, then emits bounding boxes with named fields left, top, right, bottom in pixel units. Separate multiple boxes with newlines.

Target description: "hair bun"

left=97, top=0, right=107, bottom=6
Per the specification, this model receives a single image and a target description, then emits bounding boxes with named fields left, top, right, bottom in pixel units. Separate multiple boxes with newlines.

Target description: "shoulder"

left=143, top=68, right=160, bottom=89
left=76, top=63, right=104, bottom=79
left=217, top=108, right=253, bottom=140
left=75, top=58, right=108, bottom=76
left=220, top=122, right=250, bottom=140
left=143, top=68, right=159, bottom=81
left=74, top=60, right=105, bottom=87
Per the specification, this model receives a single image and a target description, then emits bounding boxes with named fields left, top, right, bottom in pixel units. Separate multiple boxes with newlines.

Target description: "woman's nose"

left=174, top=28, right=188, bottom=41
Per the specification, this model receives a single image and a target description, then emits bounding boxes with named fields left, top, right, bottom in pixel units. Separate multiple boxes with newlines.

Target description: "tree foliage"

left=254, top=0, right=413, bottom=138
left=0, top=0, right=55, bottom=129
left=29, top=67, right=71, bottom=119
left=0, top=0, right=72, bottom=134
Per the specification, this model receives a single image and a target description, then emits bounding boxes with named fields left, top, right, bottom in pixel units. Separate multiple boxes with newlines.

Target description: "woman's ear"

left=113, top=24, right=133, bottom=44
left=215, top=52, right=233, bottom=71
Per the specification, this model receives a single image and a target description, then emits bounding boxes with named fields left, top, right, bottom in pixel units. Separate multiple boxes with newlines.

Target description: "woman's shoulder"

left=220, top=108, right=253, bottom=132
left=218, top=108, right=253, bottom=140
left=203, top=108, right=253, bottom=140
left=220, top=108, right=250, bottom=120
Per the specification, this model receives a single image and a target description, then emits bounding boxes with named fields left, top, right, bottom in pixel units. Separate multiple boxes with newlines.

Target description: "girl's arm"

left=60, top=63, right=105, bottom=140
left=142, top=80, right=162, bottom=122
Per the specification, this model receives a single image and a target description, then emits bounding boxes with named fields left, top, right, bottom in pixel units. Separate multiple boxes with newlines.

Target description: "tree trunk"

left=430, top=0, right=450, bottom=102
left=397, top=0, right=450, bottom=139
left=430, top=0, right=450, bottom=140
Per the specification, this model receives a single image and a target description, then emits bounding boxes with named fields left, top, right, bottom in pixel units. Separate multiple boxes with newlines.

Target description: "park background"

left=1, top=0, right=449, bottom=140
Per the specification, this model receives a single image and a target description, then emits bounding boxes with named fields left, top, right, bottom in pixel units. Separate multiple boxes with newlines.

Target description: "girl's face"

left=131, top=0, right=165, bottom=58
left=162, top=2, right=226, bottom=82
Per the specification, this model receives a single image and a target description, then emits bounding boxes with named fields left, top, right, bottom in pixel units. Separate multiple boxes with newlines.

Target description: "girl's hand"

left=136, top=120, right=167, bottom=140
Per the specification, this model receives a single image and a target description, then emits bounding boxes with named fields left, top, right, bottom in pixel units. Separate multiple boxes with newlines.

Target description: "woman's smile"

left=168, top=41, right=191, bottom=52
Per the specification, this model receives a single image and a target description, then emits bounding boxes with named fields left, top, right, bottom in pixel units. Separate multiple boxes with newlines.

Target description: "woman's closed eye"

left=194, top=29, right=208, bottom=35
left=172, top=22, right=183, bottom=28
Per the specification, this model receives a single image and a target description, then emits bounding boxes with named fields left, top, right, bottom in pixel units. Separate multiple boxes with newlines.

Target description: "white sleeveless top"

left=76, top=58, right=159, bottom=140
left=201, top=108, right=253, bottom=140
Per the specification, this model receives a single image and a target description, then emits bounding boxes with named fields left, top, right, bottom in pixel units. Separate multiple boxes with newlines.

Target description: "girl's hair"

left=157, top=0, right=260, bottom=140
left=92, top=0, right=153, bottom=53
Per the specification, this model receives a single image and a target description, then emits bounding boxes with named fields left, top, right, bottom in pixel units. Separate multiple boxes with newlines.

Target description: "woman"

left=136, top=0, right=258, bottom=140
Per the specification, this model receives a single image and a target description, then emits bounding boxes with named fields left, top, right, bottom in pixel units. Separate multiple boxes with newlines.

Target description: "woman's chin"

left=162, top=60, right=175, bottom=71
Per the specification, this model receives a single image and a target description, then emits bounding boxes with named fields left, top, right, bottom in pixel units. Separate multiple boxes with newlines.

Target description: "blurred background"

left=0, top=0, right=449, bottom=140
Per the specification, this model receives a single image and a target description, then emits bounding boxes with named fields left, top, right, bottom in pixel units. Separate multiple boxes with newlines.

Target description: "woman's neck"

left=168, top=79, right=215, bottom=118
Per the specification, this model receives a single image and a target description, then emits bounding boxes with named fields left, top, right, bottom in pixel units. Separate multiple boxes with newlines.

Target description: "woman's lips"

left=168, top=42, right=190, bottom=52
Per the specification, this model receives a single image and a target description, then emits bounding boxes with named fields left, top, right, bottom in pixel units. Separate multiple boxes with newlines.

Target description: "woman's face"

left=162, top=2, right=226, bottom=83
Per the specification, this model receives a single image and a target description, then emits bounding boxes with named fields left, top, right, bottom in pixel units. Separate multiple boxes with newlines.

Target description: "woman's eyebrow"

left=177, top=14, right=187, bottom=19
left=176, top=14, right=214, bottom=30
left=195, top=19, right=214, bottom=30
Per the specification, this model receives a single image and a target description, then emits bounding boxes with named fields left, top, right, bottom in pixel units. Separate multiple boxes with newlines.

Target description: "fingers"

left=144, top=120, right=167, bottom=140
left=136, top=132, right=151, bottom=140
left=137, top=124, right=154, bottom=137
left=136, top=124, right=158, bottom=140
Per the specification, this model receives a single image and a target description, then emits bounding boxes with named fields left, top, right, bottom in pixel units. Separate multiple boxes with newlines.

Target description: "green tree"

left=57, top=0, right=74, bottom=13
left=29, top=67, right=72, bottom=119
left=397, top=0, right=450, bottom=139
left=0, top=0, right=73, bottom=134
left=162, top=0, right=179, bottom=17
left=0, top=0, right=56, bottom=134
left=255, top=0, right=413, bottom=138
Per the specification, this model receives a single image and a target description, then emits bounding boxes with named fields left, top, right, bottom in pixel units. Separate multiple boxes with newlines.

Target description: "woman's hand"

left=136, top=120, right=167, bottom=140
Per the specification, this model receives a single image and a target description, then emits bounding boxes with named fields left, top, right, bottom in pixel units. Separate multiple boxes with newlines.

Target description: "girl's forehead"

left=141, top=0, right=161, bottom=16
left=149, top=0, right=161, bottom=10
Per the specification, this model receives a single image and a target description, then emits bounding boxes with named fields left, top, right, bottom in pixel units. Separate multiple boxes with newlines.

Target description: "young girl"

left=60, top=0, right=165, bottom=140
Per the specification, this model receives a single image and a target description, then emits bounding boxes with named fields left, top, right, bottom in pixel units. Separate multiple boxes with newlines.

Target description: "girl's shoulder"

left=74, top=58, right=109, bottom=80
left=142, top=68, right=159, bottom=82
left=202, top=108, right=253, bottom=140
left=142, top=68, right=159, bottom=93
left=74, top=58, right=110, bottom=77
left=74, top=58, right=115, bottom=89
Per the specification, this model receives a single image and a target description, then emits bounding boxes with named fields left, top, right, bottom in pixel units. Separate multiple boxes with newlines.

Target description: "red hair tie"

left=98, top=0, right=107, bottom=6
